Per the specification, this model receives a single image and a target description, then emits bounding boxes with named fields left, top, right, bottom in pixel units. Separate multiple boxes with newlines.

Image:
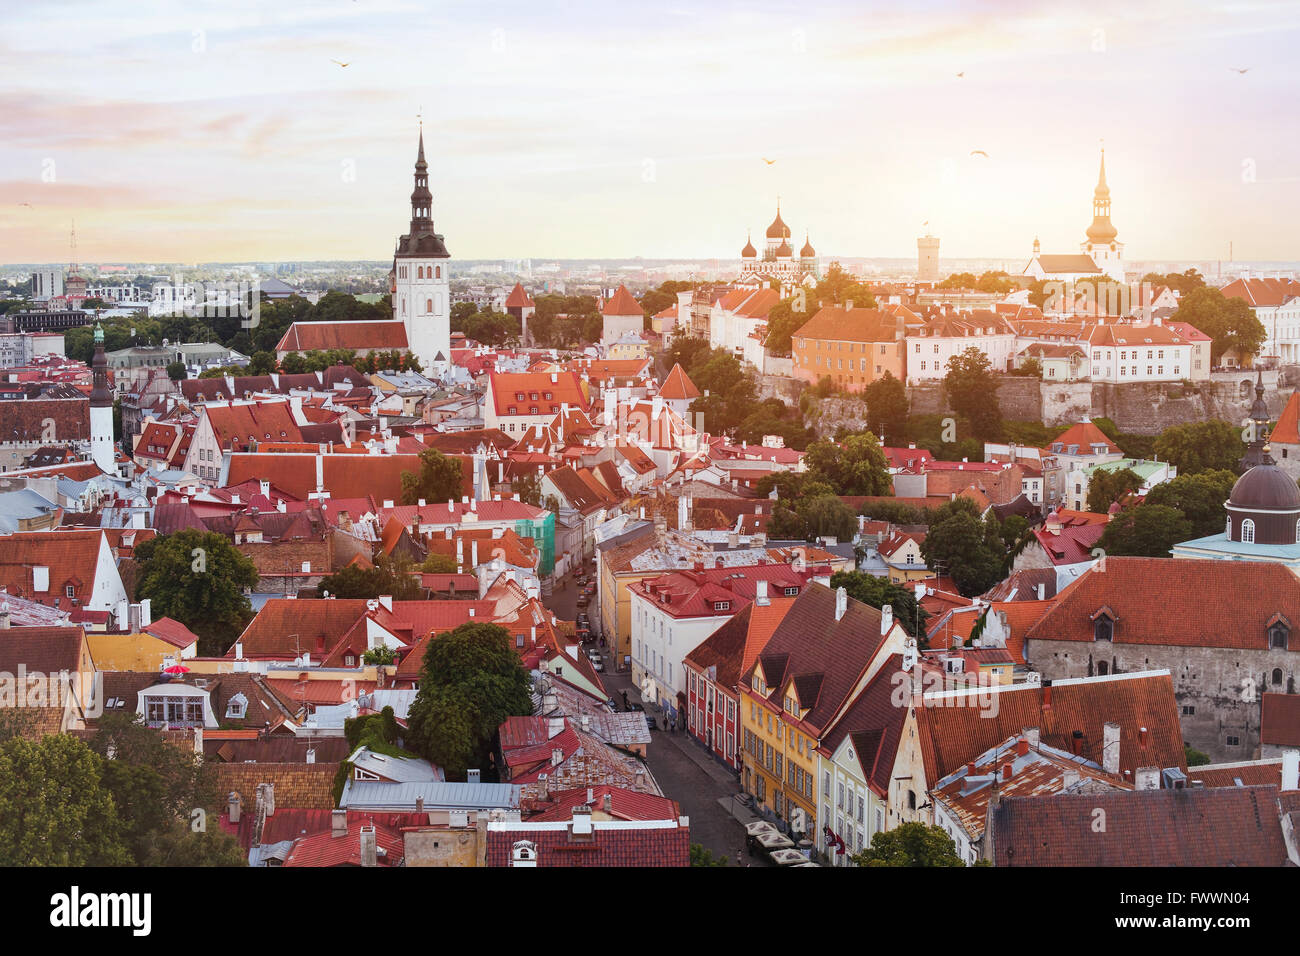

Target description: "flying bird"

left=956, top=71, right=965, bottom=78
left=1230, top=66, right=1251, bottom=74
left=762, top=157, right=776, bottom=165
left=17, top=202, right=33, bottom=208
left=970, top=149, right=989, bottom=158
left=331, top=59, right=351, bottom=67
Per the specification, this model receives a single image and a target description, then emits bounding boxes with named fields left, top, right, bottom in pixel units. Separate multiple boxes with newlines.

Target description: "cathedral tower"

left=392, top=128, right=451, bottom=369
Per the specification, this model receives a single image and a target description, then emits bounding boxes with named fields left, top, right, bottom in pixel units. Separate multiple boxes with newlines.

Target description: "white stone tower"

left=392, top=128, right=451, bottom=369
left=89, top=323, right=115, bottom=473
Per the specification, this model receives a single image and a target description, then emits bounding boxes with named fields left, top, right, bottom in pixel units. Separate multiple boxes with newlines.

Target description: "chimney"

left=548, top=717, right=565, bottom=739
left=305, top=747, right=316, bottom=764
left=468, top=769, right=481, bottom=784
left=1016, top=737, right=1030, bottom=757
left=1135, top=767, right=1161, bottom=791
left=1041, top=683, right=1052, bottom=710
left=1281, top=749, right=1300, bottom=793
left=834, top=586, right=848, bottom=622
left=331, top=808, right=347, bottom=837
left=538, top=772, right=549, bottom=800
left=1061, top=768, right=1081, bottom=790
left=359, top=824, right=377, bottom=867
left=1021, top=726, right=1040, bottom=748
left=255, top=781, right=275, bottom=819
left=603, top=792, right=613, bottom=813
left=634, top=768, right=646, bottom=791
left=1102, top=721, right=1121, bottom=776
left=1000, top=762, right=1013, bottom=782
left=416, top=796, right=425, bottom=814
left=227, top=791, right=241, bottom=824
left=580, top=714, right=591, bottom=732
left=1036, top=582, right=1046, bottom=600
left=880, top=603, right=893, bottom=636
left=965, top=761, right=976, bottom=777
left=756, top=580, right=769, bottom=606
left=551, top=747, right=564, bottom=766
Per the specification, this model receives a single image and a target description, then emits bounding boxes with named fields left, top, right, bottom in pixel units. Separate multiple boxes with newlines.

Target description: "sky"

left=3, top=0, right=1300, bottom=265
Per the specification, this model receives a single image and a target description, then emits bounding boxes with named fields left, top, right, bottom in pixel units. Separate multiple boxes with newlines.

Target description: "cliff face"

left=796, top=366, right=1300, bottom=438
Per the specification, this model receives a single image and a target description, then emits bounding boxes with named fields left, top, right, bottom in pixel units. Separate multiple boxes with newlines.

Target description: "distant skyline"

left=4, top=0, right=1300, bottom=265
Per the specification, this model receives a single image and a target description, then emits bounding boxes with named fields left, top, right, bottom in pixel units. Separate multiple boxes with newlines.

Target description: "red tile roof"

left=601, top=285, right=643, bottom=317
left=1271, top=390, right=1300, bottom=445
left=1220, top=276, right=1300, bottom=309
left=276, top=320, right=409, bottom=353
left=659, top=363, right=700, bottom=401
left=526, top=786, right=679, bottom=822
left=488, top=370, right=588, bottom=417
left=1261, top=692, right=1300, bottom=747
left=991, top=786, right=1291, bottom=866
left=1025, top=557, right=1300, bottom=650
left=484, top=821, right=688, bottom=866
left=505, top=283, right=535, bottom=309
left=0, top=530, right=113, bottom=608
left=283, top=819, right=406, bottom=867
left=794, top=306, right=901, bottom=343
left=914, top=671, right=1184, bottom=784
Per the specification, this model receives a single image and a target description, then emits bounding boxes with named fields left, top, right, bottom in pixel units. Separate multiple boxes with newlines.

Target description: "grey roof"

left=347, top=745, right=443, bottom=783
left=339, top=779, right=521, bottom=811
left=0, top=488, right=59, bottom=532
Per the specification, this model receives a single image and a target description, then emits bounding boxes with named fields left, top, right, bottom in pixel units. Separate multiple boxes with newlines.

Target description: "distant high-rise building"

left=391, top=128, right=451, bottom=368
left=31, top=269, right=63, bottom=301
left=917, top=234, right=940, bottom=283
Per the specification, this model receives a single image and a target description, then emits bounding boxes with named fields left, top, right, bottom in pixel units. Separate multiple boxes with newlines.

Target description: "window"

left=1182, top=704, right=1195, bottom=716
left=344, top=654, right=356, bottom=667
left=1242, top=519, right=1256, bottom=544
left=64, top=585, right=75, bottom=599
left=225, top=693, right=247, bottom=719
left=1270, top=623, right=1289, bottom=650
left=837, top=782, right=844, bottom=809
left=785, top=696, right=797, bottom=715
left=1094, top=615, right=1113, bottom=642
left=784, top=586, right=799, bottom=596
left=823, top=771, right=831, bottom=797
left=1227, top=735, right=1240, bottom=747
left=1272, top=668, right=1284, bottom=686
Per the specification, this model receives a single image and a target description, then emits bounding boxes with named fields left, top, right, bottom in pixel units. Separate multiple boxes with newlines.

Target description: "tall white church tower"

left=89, top=323, right=115, bottom=474
left=392, top=128, right=451, bottom=369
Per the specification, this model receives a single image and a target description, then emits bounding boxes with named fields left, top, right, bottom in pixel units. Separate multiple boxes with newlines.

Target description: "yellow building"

left=878, top=531, right=929, bottom=584
left=739, top=583, right=906, bottom=838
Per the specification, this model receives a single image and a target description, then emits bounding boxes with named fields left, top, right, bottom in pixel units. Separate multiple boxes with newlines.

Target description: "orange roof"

left=1221, top=277, right=1300, bottom=308
left=489, top=370, right=588, bottom=417
left=601, top=285, right=642, bottom=317
left=659, top=363, right=700, bottom=400
left=505, top=282, right=535, bottom=309
left=202, top=401, right=302, bottom=450
left=225, top=452, right=474, bottom=503
left=1047, top=421, right=1120, bottom=455
left=987, top=599, right=1056, bottom=664
left=1272, top=390, right=1300, bottom=445
left=276, top=320, right=409, bottom=353
left=794, top=306, right=901, bottom=344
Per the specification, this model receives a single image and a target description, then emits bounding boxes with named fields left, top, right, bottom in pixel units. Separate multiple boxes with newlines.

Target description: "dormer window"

left=1270, top=622, right=1289, bottom=651
left=714, top=601, right=730, bottom=612
left=753, top=675, right=766, bottom=695
left=1093, top=611, right=1114, bottom=642
left=225, top=693, right=247, bottom=719
left=344, top=654, right=356, bottom=667
left=784, top=696, right=798, bottom=716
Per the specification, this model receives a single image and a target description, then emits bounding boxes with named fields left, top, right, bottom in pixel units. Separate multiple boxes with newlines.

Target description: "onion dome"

left=775, top=240, right=793, bottom=258
left=742, top=233, right=757, bottom=258
left=766, top=206, right=790, bottom=240
left=800, top=234, right=815, bottom=258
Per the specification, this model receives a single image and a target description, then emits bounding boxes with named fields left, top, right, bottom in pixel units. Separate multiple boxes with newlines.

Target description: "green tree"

left=133, top=529, right=259, bottom=656
left=1153, top=420, right=1245, bottom=475
left=1008, top=356, right=1042, bottom=378
left=1144, top=469, right=1237, bottom=538
left=420, top=552, right=460, bottom=574
left=863, top=372, right=909, bottom=446
left=1172, top=286, right=1266, bottom=363
left=813, top=263, right=877, bottom=307
left=279, top=351, right=307, bottom=374
left=248, top=350, right=277, bottom=375
left=147, top=824, right=247, bottom=866
left=799, top=494, right=857, bottom=541
left=405, top=622, right=534, bottom=779
left=513, top=470, right=542, bottom=507
left=320, top=556, right=421, bottom=600
left=401, top=447, right=466, bottom=505
left=943, top=347, right=1002, bottom=442
left=86, top=712, right=225, bottom=865
left=1085, top=466, right=1144, bottom=514
left=0, top=735, right=131, bottom=866
left=830, top=570, right=929, bottom=640
left=166, top=360, right=186, bottom=381
left=850, top=821, right=966, bottom=867
left=804, top=432, right=891, bottom=496
left=1185, top=743, right=1211, bottom=767
left=689, top=843, right=729, bottom=866
left=1096, top=504, right=1192, bottom=557
left=920, top=498, right=1004, bottom=596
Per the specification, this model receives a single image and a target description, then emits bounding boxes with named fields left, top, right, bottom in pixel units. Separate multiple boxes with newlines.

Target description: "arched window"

left=1094, top=615, right=1114, bottom=642
left=1227, top=515, right=1232, bottom=537
left=1242, top=519, right=1256, bottom=544
left=435, top=266, right=442, bottom=279
left=1272, top=668, right=1284, bottom=685
left=1271, top=624, right=1289, bottom=651
left=426, top=298, right=432, bottom=313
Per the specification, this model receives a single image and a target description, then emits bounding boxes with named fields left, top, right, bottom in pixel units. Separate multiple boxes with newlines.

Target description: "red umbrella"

left=163, top=664, right=190, bottom=674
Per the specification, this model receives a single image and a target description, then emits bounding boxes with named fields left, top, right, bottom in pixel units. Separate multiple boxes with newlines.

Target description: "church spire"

left=409, top=128, right=432, bottom=236
left=1240, top=368, right=1275, bottom=471
left=1085, top=145, right=1118, bottom=244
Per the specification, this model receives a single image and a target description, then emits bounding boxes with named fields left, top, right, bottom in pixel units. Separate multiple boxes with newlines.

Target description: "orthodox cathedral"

left=738, top=203, right=819, bottom=292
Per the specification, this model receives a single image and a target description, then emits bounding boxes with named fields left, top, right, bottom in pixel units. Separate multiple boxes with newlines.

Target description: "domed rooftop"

left=742, top=234, right=757, bottom=258
left=775, top=240, right=793, bottom=258
left=1229, top=463, right=1300, bottom=512
left=766, top=207, right=790, bottom=240
left=800, top=234, right=815, bottom=257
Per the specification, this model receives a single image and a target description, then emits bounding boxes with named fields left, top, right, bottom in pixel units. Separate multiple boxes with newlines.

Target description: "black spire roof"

left=395, top=129, right=449, bottom=260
